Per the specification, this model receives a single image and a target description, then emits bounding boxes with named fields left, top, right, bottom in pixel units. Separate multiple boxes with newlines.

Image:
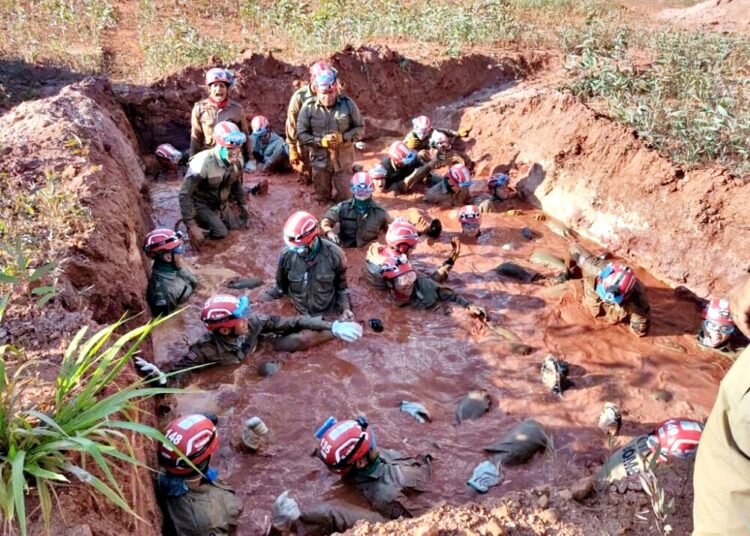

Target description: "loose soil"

left=658, top=0, right=750, bottom=34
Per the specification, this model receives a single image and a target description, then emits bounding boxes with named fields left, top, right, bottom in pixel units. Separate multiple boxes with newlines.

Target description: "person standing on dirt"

left=422, top=163, right=473, bottom=207
left=249, top=115, right=290, bottom=173
left=314, top=416, right=432, bottom=519
left=319, top=172, right=391, bottom=248
left=476, top=172, right=517, bottom=213
left=567, top=242, right=651, bottom=336
left=379, top=141, right=439, bottom=193
left=403, top=115, right=472, bottom=152
left=143, top=228, right=197, bottom=316
left=261, top=211, right=354, bottom=319
left=693, top=276, right=750, bottom=535
left=179, top=121, right=250, bottom=248
left=156, top=413, right=242, bottom=536
left=190, top=67, right=252, bottom=164
left=297, top=66, right=364, bottom=202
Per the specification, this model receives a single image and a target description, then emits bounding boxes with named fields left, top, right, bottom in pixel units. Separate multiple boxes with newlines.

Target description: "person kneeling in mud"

left=320, top=172, right=391, bottom=248
left=476, top=172, right=516, bottom=213
left=696, top=297, right=747, bottom=357
left=380, top=141, right=440, bottom=193
left=404, top=115, right=472, bottom=152
left=179, top=121, right=250, bottom=249
left=314, top=416, right=432, bottom=519
left=156, top=413, right=242, bottom=536
left=249, top=115, right=290, bottom=173
left=418, top=130, right=474, bottom=176
left=143, top=228, right=198, bottom=316
left=378, top=252, right=486, bottom=318
left=568, top=242, right=651, bottom=336
left=422, top=164, right=472, bottom=207
left=364, top=219, right=459, bottom=289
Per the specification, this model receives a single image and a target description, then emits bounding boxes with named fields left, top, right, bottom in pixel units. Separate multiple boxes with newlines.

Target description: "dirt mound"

left=658, top=0, right=750, bottom=33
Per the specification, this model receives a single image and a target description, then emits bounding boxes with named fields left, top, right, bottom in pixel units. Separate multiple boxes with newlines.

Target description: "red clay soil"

left=657, top=0, right=750, bottom=34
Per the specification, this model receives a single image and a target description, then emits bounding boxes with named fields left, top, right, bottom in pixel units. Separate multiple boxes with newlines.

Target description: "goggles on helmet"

left=704, top=319, right=735, bottom=335
left=221, top=131, right=247, bottom=148
left=489, top=173, right=509, bottom=188
left=351, top=182, right=374, bottom=195
left=147, top=231, right=184, bottom=253
left=401, top=150, right=417, bottom=166
left=203, top=296, right=250, bottom=328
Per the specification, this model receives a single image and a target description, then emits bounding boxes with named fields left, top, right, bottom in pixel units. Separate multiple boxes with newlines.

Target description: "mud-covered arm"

left=239, top=111, right=252, bottom=162
left=343, top=99, right=365, bottom=142
left=334, top=251, right=352, bottom=312
left=437, top=285, right=472, bottom=308
left=299, top=503, right=384, bottom=532
left=189, top=104, right=203, bottom=157
left=569, top=243, right=608, bottom=279
left=178, top=169, right=202, bottom=224
left=297, top=105, right=320, bottom=147
left=437, top=127, right=460, bottom=138
left=285, top=92, right=303, bottom=144
left=259, top=314, right=333, bottom=335
left=176, top=267, right=199, bottom=289
left=320, top=203, right=342, bottom=233
left=272, top=256, right=289, bottom=297
left=627, top=282, right=651, bottom=336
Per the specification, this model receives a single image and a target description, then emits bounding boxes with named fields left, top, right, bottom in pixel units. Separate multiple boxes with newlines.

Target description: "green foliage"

left=0, top=236, right=57, bottom=310
left=0, top=316, right=184, bottom=536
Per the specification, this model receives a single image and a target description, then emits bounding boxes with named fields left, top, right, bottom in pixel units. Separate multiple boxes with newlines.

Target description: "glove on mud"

left=354, top=141, right=366, bottom=150
left=134, top=357, right=167, bottom=386
left=331, top=321, right=363, bottom=342
left=244, top=160, right=256, bottom=173
left=400, top=401, right=431, bottom=424
left=467, top=461, right=502, bottom=493
left=466, top=304, right=488, bottom=320
left=271, top=491, right=302, bottom=530
left=457, top=127, right=473, bottom=138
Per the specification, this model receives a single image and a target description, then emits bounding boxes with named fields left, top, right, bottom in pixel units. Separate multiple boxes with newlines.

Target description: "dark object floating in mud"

left=521, top=227, right=535, bottom=240
left=495, top=261, right=540, bottom=283
left=201, top=412, right=219, bottom=425
left=598, top=402, right=622, bottom=438
left=227, top=277, right=264, bottom=290
left=369, top=318, right=384, bottom=332
left=484, top=419, right=548, bottom=465
left=258, top=360, right=282, bottom=377
left=508, top=342, right=535, bottom=355
left=455, top=389, right=492, bottom=423
left=540, top=354, right=570, bottom=395
left=400, top=401, right=431, bottom=423
left=651, top=389, right=673, bottom=403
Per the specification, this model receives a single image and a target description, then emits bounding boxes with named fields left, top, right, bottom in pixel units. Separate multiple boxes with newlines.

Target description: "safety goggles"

left=703, top=319, right=735, bottom=335
left=172, top=244, right=185, bottom=254
left=147, top=231, right=184, bottom=253
left=222, top=131, right=247, bottom=148
left=401, top=151, right=417, bottom=166
left=284, top=226, right=316, bottom=245
left=351, top=183, right=373, bottom=195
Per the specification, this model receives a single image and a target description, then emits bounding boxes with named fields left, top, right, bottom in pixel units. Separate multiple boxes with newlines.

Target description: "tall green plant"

left=0, top=315, right=184, bottom=536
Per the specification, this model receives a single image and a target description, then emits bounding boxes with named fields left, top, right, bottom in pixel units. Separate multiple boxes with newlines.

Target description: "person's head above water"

left=699, top=297, right=735, bottom=348
left=458, top=205, right=481, bottom=238
left=143, top=228, right=185, bottom=267
left=283, top=211, right=320, bottom=257
left=315, top=416, right=376, bottom=475
left=201, top=294, right=251, bottom=337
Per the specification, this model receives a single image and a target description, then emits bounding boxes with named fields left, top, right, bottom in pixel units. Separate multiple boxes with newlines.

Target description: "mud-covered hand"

left=444, top=237, right=461, bottom=267
left=400, top=401, right=431, bottom=423
left=457, top=126, right=473, bottom=138
left=406, top=136, right=420, bottom=150
left=339, top=308, right=355, bottom=321
left=321, top=132, right=343, bottom=148
left=289, top=145, right=304, bottom=174
left=134, top=357, right=167, bottom=386
left=271, top=491, right=302, bottom=531
left=243, top=160, right=256, bottom=173
left=331, top=321, right=363, bottom=342
left=405, top=207, right=430, bottom=235
left=467, top=461, right=502, bottom=493
left=466, top=304, right=488, bottom=320
left=238, top=206, right=250, bottom=229
left=326, top=231, right=341, bottom=245
left=187, top=222, right=204, bottom=250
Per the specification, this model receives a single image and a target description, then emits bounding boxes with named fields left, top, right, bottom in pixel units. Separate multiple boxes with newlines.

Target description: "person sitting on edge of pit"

left=403, top=115, right=472, bottom=152
left=378, top=250, right=486, bottom=318
left=190, top=67, right=252, bottom=165
left=143, top=228, right=198, bottom=316
left=179, top=121, right=250, bottom=249
left=320, top=172, right=391, bottom=248
left=249, top=115, right=290, bottom=173
left=364, top=219, right=459, bottom=289
left=417, top=130, right=474, bottom=175
left=422, top=163, right=473, bottom=207
left=261, top=211, right=354, bottom=320
left=379, top=141, right=440, bottom=193
left=476, top=172, right=517, bottom=214
left=458, top=205, right=482, bottom=240
left=567, top=242, right=651, bottom=337
left=156, top=413, right=242, bottom=536
left=696, top=297, right=747, bottom=357
left=314, top=416, right=432, bottom=520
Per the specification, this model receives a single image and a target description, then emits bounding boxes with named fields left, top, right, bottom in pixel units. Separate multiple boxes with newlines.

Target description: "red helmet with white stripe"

left=143, top=228, right=184, bottom=256
left=648, top=418, right=704, bottom=462
left=447, top=164, right=472, bottom=188
left=704, top=297, right=734, bottom=327
left=387, top=141, right=416, bottom=166
left=350, top=172, right=373, bottom=199
left=205, top=68, right=234, bottom=87
left=386, top=219, right=419, bottom=252
left=284, top=211, right=319, bottom=247
left=213, top=121, right=247, bottom=148
left=596, top=263, right=637, bottom=304
left=412, top=116, right=432, bottom=140
left=309, top=61, right=332, bottom=82
left=155, top=143, right=182, bottom=164
left=368, top=164, right=387, bottom=190
left=429, top=130, right=450, bottom=151
left=317, top=418, right=374, bottom=473
left=159, top=414, right=219, bottom=475
left=311, top=68, right=338, bottom=94
left=379, top=251, right=414, bottom=280
left=200, top=294, right=250, bottom=331
left=459, top=205, right=481, bottom=225
left=250, top=115, right=270, bottom=135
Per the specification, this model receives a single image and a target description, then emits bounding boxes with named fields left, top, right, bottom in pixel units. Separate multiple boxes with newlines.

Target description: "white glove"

left=467, top=460, right=502, bottom=493
left=326, top=231, right=341, bottom=245
left=134, top=357, right=167, bottom=386
left=244, top=160, right=257, bottom=172
left=354, top=141, right=366, bottom=150
left=331, top=321, right=363, bottom=342
left=400, top=401, right=431, bottom=423
left=271, top=491, right=301, bottom=530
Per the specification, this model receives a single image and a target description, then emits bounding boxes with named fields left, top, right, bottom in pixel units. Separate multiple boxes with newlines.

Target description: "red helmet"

left=386, top=219, right=419, bottom=251
left=429, top=130, right=451, bottom=151
left=200, top=294, right=250, bottom=331
left=213, top=121, right=247, bottom=148
left=205, top=68, right=234, bottom=87
left=368, top=164, right=387, bottom=181
left=309, top=61, right=332, bottom=82
left=488, top=173, right=509, bottom=191
left=250, top=115, right=270, bottom=135
left=311, top=67, right=338, bottom=94
left=143, top=228, right=184, bottom=255
left=458, top=205, right=481, bottom=225
left=387, top=141, right=416, bottom=166
left=412, top=116, right=432, bottom=140
left=284, top=211, right=319, bottom=247
left=155, top=143, right=182, bottom=164
left=159, top=414, right=219, bottom=475
left=648, top=418, right=704, bottom=462
left=379, top=251, right=414, bottom=280
left=596, top=263, right=637, bottom=304
left=317, top=418, right=374, bottom=472
left=447, top=164, right=472, bottom=188
left=704, top=297, right=734, bottom=327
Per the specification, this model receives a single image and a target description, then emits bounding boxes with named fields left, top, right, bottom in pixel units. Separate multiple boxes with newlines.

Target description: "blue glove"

left=467, top=461, right=502, bottom=493
left=331, top=321, right=363, bottom=342
left=400, top=401, right=431, bottom=423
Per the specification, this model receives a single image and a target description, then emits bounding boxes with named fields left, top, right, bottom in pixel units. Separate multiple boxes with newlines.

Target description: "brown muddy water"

left=148, top=152, right=728, bottom=534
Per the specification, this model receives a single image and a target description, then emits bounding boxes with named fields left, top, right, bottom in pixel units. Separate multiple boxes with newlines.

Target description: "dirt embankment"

left=658, top=0, right=750, bottom=34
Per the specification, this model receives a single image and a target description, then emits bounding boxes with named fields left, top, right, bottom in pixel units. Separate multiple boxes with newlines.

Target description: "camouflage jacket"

left=189, top=99, right=251, bottom=160
left=179, top=148, right=247, bottom=223
left=146, top=264, right=198, bottom=316
left=160, top=479, right=242, bottom=536
left=321, top=198, right=391, bottom=248
left=285, top=84, right=314, bottom=145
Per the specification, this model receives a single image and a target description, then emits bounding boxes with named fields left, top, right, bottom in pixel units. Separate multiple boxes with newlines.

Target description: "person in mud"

left=249, top=115, right=290, bottom=172
left=143, top=228, right=197, bottom=316
left=567, top=242, right=651, bottom=336
left=417, top=130, right=474, bottom=175
left=476, top=172, right=517, bottom=213
left=364, top=219, right=459, bottom=289
left=379, top=141, right=440, bottom=193
left=378, top=251, right=487, bottom=318
left=693, top=276, right=750, bottom=534
left=156, top=413, right=242, bottom=536
left=319, top=172, right=391, bottom=248
left=269, top=491, right=384, bottom=536
left=179, top=121, right=250, bottom=248
left=315, top=416, right=432, bottom=519
left=695, top=297, right=747, bottom=357
left=190, top=67, right=252, bottom=164
left=403, top=115, right=472, bottom=152
left=261, top=211, right=354, bottom=319
left=422, top=163, right=473, bottom=207
left=297, top=65, right=365, bottom=202
left=286, top=61, right=335, bottom=183
left=457, top=205, right=481, bottom=239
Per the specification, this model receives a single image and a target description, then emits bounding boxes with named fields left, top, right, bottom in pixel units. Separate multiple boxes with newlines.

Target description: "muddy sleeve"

left=189, top=105, right=203, bottom=157
left=229, top=174, right=249, bottom=213
left=404, top=162, right=436, bottom=189
left=285, top=93, right=302, bottom=144
left=176, top=267, right=199, bottom=289
left=334, top=250, right=352, bottom=312
left=438, top=285, right=471, bottom=308
left=170, top=342, right=215, bottom=372
left=238, top=110, right=252, bottom=162
left=628, top=283, right=651, bottom=336
left=577, top=252, right=609, bottom=280
left=320, top=203, right=342, bottom=233
left=297, top=105, right=320, bottom=147
left=437, top=127, right=460, bottom=138
left=274, top=256, right=290, bottom=295
left=430, top=266, right=450, bottom=284
left=178, top=171, right=202, bottom=224
left=261, top=314, right=333, bottom=334
left=343, top=99, right=365, bottom=142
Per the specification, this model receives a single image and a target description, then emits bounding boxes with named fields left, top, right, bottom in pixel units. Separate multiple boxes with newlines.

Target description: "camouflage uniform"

left=146, top=262, right=198, bottom=316
left=266, top=238, right=351, bottom=317
left=190, top=99, right=252, bottom=161
left=418, top=147, right=474, bottom=175
left=179, top=148, right=249, bottom=238
left=269, top=502, right=383, bottom=536
left=286, top=84, right=315, bottom=182
left=158, top=477, right=242, bottom=536
left=320, top=199, right=391, bottom=248
left=297, top=95, right=365, bottom=202
left=404, top=275, right=473, bottom=311
left=251, top=130, right=290, bottom=172
left=403, top=127, right=460, bottom=152
left=364, top=244, right=451, bottom=290
left=422, top=177, right=471, bottom=207
left=378, top=156, right=436, bottom=193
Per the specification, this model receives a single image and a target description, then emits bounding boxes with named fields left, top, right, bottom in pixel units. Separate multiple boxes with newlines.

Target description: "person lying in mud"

left=319, top=172, right=392, bottom=248
left=143, top=228, right=197, bottom=316
left=364, top=219, right=459, bottom=289
left=379, top=141, right=440, bottom=193
left=403, top=115, right=472, bottom=152
left=695, top=297, right=747, bottom=357
left=475, top=172, right=517, bottom=213
left=179, top=121, right=250, bottom=249
left=156, top=413, right=242, bottom=536
left=567, top=242, right=651, bottom=336
left=249, top=115, right=290, bottom=173
left=190, top=67, right=252, bottom=163
left=261, top=211, right=354, bottom=320
left=314, top=416, right=432, bottom=519
left=269, top=491, right=384, bottom=536
left=422, top=163, right=473, bottom=207
left=378, top=251, right=487, bottom=318
left=417, top=130, right=475, bottom=175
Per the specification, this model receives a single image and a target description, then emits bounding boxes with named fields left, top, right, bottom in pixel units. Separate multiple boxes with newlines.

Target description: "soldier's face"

left=461, top=222, right=481, bottom=238
left=225, top=147, right=242, bottom=163
left=392, top=271, right=417, bottom=297
left=702, top=320, right=732, bottom=348
left=317, top=90, right=337, bottom=108
left=493, top=185, right=511, bottom=201
left=209, top=82, right=228, bottom=101
left=234, top=321, right=249, bottom=336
